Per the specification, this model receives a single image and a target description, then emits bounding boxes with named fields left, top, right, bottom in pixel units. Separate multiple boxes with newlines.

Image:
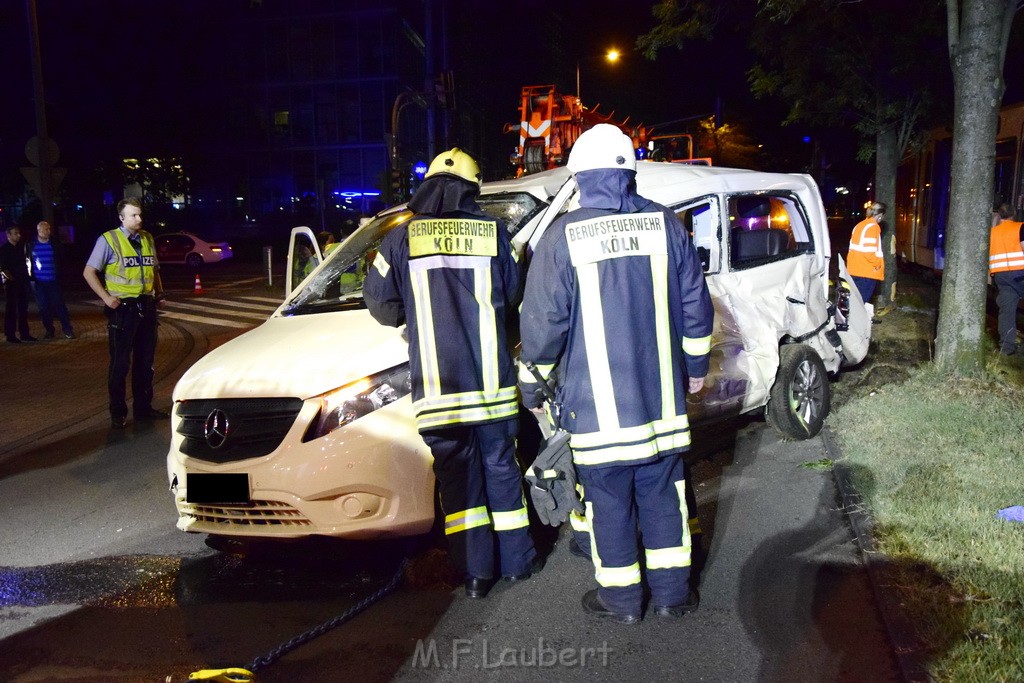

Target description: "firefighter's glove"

left=525, top=430, right=583, bottom=526
left=518, top=362, right=558, bottom=410
left=519, top=378, right=547, bottom=410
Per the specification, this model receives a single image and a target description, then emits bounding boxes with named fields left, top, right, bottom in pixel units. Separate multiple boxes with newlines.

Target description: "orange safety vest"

left=847, top=217, right=884, bottom=280
left=989, top=219, right=1024, bottom=275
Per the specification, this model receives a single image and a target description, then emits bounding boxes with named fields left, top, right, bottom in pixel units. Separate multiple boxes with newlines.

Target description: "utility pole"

left=25, top=0, right=56, bottom=225
left=424, top=0, right=436, bottom=161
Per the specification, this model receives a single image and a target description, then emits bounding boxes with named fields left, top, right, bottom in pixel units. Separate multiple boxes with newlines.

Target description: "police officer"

left=519, top=124, right=714, bottom=624
left=83, top=197, right=168, bottom=429
left=364, top=149, right=538, bottom=598
left=989, top=203, right=1024, bottom=354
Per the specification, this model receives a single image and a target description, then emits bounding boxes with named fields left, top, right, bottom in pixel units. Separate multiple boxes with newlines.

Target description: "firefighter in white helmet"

left=519, top=124, right=714, bottom=623
left=364, top=148, right=539, bottom=599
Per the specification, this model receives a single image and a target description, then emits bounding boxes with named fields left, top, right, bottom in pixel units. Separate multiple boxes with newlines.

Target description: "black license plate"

left=186, top=473, right=250, bottom=504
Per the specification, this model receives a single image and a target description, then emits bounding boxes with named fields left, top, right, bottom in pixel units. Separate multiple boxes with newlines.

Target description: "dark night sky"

left=2, top=1, right=1023, bottom=201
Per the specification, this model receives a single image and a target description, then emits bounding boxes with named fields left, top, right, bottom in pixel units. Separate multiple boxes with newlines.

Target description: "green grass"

left=832, top=363, right=1024, bottom=681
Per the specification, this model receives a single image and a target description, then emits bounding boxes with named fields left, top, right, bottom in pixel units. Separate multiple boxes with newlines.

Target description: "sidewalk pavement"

left=0, top=297, right=201, bottom=463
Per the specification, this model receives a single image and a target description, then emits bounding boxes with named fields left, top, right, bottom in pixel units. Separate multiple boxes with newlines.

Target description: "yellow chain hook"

left=188, top=668, right=255, bottom=682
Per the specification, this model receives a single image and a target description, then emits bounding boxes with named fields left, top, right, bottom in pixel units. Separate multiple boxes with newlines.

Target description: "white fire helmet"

left=567, top=123, right=637, bottom=174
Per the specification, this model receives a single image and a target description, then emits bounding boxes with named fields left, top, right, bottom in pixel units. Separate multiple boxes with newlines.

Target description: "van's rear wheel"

left=765, top=344, right=830, bottom=440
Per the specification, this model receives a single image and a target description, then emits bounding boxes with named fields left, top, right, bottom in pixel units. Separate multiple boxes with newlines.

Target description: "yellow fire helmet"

left=425, top=148, right=482, bottom=186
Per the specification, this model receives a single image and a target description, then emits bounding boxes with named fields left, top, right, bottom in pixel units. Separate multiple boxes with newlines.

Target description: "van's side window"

left=727, top=194, right=812, bottom=269
left=675, top=196, right=720, bottom=274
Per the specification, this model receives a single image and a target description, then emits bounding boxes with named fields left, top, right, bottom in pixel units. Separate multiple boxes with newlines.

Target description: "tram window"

left=993, top=138, right=1017, bottom=210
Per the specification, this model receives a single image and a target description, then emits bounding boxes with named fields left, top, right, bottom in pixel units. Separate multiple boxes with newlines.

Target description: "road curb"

left=824, top=427, right=930, bottom=683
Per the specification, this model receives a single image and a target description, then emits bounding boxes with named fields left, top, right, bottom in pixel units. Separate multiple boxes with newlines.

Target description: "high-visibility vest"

left=102, top=229, right=156, bottom=296
left=847, top=217, right=884, bottom=280
left=989, top=219, right=1024, bottom=274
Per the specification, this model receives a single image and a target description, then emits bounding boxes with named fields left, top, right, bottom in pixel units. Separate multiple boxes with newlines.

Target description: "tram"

left=895, top=102, right=1024, bottom=270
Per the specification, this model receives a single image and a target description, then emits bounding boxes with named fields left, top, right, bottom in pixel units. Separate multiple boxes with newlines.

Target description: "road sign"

left=21, top=166, right=66, bottom=198
left=25, top=136, right=60, bottom=166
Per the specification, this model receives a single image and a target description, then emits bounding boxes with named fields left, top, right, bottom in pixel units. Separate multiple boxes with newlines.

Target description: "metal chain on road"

left=186, top=556, right=409, bottom=682
left=248, top=557, right=409, bottom=673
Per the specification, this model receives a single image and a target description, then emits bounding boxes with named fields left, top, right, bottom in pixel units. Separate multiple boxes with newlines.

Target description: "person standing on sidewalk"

left=83, top=198, right=168, bottom=429
left=28, top=221, right=75, bottom=339
left=989, top=203, right=1024, bottom=355
left=519, top=125, right=714, bottom=624
left=1, top=226, right=38, bottom=344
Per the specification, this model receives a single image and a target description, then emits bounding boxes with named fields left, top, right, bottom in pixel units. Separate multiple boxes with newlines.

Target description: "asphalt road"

left=0, top=263, right=900, bottom=682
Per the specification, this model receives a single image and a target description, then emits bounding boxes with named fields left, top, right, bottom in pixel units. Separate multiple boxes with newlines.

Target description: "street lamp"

left=576, top=48, right=622, bottom=101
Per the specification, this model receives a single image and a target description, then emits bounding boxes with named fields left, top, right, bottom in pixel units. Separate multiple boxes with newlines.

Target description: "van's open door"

left=286, top=226, right=323, bottom=298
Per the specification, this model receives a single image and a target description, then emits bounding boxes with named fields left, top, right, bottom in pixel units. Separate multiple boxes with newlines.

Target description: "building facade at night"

left=207, top=0, right=450, bottom=230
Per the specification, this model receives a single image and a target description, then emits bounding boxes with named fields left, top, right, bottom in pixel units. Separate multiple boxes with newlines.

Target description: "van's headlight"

left=304, top=364, right=412, bottom=441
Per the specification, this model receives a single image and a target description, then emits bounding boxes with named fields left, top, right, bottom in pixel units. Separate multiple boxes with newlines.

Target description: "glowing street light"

left=577, top=48, right=622, bottom=100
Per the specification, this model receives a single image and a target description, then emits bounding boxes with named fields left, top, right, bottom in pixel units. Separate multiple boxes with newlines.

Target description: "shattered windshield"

left=281, top=210, right=412, bottom=316
left=281, top=191, right=546, bottom=316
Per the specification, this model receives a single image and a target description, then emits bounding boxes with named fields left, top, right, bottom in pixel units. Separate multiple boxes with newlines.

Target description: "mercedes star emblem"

left=203, top=409, right=230, bottom=449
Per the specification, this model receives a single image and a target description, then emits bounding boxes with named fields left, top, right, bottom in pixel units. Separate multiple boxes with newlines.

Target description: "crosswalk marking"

left=209, top=277, right=267, bottom=288
left=159, top=311, right=251, bottom=328
left=182, top=297, right=278, bottom=312
left=81, top=292, right=282, bottom=331
left=237, top=296, right=285, bottom=304
left=163, top=301, right=270, bottom=321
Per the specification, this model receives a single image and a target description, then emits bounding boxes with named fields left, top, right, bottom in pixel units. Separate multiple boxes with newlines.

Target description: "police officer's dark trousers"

left=579, top=453, right=692, bottom=617
left=106, top=296, right=158, bottom=420
left=423, top=417, right=536, bottom=580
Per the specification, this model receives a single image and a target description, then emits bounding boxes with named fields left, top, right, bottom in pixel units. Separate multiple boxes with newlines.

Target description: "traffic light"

left=390, top=168, right=402, bottom=196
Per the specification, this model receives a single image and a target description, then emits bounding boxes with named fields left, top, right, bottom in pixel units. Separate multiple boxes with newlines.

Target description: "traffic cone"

left=193, top=273, right=203, bottom=295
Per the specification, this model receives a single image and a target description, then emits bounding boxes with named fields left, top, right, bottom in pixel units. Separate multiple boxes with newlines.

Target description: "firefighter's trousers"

left=578, top=453, right=692, bottom=616
left=570, top=457, right=702, bottom=569
left=423, top=418, right=536, bottom=580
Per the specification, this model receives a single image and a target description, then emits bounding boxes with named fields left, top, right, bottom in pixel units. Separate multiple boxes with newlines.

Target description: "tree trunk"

left=935, top=0, right=1009, bottom=375
left=875, top=124, right=898, bottom=308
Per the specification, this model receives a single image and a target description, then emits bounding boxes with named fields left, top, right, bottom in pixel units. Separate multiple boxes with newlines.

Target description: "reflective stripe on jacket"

left=102, top=229, right=156, bottom=296
left=364, top=213, right=521, bottom=431
left=989, top=219, right=1024, bottom=274
left=846, top=217, right=883, bottom=280
left=520, top=201, right=714, bottom=468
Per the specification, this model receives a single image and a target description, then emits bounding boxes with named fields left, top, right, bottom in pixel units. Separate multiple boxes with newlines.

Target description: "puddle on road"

left=0, top=537, right=417, bottom=610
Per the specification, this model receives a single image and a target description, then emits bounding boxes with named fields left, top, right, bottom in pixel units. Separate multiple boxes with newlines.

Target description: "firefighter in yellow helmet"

left=519, top=124, right=714, bottom=623
left=364, top=148, right=539, bottom=598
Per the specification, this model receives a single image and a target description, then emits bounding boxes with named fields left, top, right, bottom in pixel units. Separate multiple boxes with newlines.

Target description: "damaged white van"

left=166, top=162, right=871, bottom=539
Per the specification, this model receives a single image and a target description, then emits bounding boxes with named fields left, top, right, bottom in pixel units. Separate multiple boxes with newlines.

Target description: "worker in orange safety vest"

left=846, top=201, right=886, bottom=308
left=989, top=203, right=1024, bottom=355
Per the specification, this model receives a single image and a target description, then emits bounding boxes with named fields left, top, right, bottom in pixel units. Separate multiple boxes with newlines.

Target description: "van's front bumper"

left=166, top=396, right=435, bottom=539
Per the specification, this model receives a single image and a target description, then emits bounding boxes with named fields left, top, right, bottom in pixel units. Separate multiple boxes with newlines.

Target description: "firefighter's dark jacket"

left=364, top=175, right=521, bottom=432
left=519, top=168, right=714, bottom=468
